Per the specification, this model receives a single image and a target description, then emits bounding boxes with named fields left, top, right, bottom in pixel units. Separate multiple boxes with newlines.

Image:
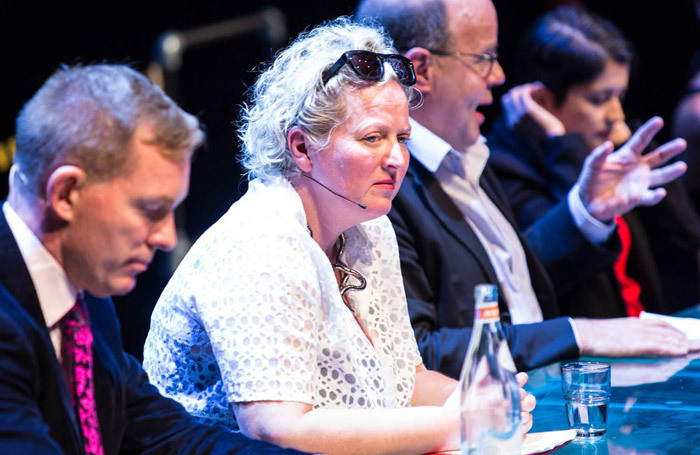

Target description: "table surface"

left=524, top=305, right=700, bottom=454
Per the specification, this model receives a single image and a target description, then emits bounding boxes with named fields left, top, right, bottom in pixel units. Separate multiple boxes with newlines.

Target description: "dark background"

left=1, top=0, right=698, bottom=359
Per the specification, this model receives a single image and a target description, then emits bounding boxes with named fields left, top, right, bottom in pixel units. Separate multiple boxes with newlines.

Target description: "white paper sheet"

left=428, top=428, right=577, bottom=454
left=639, top=311, right=700, bottom=341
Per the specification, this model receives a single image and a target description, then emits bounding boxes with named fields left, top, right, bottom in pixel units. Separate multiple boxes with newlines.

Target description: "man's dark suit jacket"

left=0, top=207, right=303, bottom=455
left=488, top=115, right=700, bottom=316
left=388, top=155, right=619, bottom=379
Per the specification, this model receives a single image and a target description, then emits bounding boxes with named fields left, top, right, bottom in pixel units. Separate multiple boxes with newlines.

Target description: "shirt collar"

left=407, top=118, right=453, bottom=172
left=408, top=118, right=490, bottom=181
left=462, top=135, right=490, bottom=185
left=3, top=203, right=77, bottom=328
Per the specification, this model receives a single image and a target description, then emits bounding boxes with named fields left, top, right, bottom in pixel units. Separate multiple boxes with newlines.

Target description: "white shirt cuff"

left=567, top=183, right=615, bottom=245
left=567, top=317, right=582, bottom=349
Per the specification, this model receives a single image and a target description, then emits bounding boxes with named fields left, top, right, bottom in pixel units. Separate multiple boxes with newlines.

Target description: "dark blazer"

left=0, top=206, right=303, bottom=455
left=488, top=115, right=700, bottom=316
left=388, top=153, right=619, bottom=378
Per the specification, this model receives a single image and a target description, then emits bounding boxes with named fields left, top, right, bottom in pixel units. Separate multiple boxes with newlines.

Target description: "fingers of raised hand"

left=645, top=138, right=687, bottom=168
left=637, top=188, right=667, bottom=207
left=585, top=141, right=615, bottom=171
left=625, top=116, right=664, bottom=154
left=648, top=161, right=687, bottom=188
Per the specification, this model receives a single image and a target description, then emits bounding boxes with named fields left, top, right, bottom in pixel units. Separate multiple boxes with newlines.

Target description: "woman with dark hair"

left=488, top=6, right=700, bottom=317
left=509, top=5, right=635, bottom=149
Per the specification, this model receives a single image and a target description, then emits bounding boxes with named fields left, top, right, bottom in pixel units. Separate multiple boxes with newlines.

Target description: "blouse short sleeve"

left=194, top=228, right=325, bottom=404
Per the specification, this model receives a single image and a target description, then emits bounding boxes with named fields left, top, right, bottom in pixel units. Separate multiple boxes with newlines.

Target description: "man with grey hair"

left=0, top=64, right=303, bottom=454
left=357, top=0, right=699, bottom=379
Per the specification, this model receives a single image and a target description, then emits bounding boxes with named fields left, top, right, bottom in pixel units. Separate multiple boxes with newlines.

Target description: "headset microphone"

left=302, top=174, right=367, bottom=209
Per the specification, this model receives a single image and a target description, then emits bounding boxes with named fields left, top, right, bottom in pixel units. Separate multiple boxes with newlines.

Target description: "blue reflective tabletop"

left=525, top=305, right=700, bottom=454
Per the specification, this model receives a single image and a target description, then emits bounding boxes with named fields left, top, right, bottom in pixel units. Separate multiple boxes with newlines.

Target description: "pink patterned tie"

left=61, top=296, right=105, bottom=455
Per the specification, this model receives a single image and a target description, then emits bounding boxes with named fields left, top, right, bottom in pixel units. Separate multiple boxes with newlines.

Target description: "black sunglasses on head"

left=321, top=50, right=416, bottom=86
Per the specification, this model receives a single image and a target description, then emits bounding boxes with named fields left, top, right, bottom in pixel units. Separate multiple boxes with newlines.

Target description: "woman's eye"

left=587, top=93, right=611, bottom=106
left=363, top=135, right=380, bottom=143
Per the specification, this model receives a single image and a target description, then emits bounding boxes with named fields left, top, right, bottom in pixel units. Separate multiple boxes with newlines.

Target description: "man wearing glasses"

left=356, top=0, right=699, bottom=379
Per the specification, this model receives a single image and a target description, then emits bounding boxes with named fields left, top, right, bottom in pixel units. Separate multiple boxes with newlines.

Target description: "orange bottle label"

left=475, top=303, right=499, bottom=322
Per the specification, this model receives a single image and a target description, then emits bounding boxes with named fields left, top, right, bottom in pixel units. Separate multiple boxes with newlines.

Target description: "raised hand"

left=501, top=82, right=566, bottom=140
left=576, top=116, right=687, bottom=222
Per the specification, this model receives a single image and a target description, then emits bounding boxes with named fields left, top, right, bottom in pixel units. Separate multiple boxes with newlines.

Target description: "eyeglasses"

left=426, top=48, right=499, bottom=78
left=321, top=50, right=417, bottom=86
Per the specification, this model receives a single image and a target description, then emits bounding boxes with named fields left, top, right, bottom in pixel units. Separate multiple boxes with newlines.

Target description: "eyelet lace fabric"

left=143, top=176, right=421, bottom=429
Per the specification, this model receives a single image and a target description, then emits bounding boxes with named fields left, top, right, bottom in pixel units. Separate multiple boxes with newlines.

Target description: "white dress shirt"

left=3, top=203, right=77, bottom=362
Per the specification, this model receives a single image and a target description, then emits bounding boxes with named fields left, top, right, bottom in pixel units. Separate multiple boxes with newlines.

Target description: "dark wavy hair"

left=514, top=6, right=634, bottom=105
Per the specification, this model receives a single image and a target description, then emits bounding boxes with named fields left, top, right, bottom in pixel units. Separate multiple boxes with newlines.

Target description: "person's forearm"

left=236, top=402, right=459, bottom=455
left=281, top=406, right=458, bottom=455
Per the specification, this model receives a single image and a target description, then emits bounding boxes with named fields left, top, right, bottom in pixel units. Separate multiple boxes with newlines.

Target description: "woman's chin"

left=360, top=200, right=393, bottom=220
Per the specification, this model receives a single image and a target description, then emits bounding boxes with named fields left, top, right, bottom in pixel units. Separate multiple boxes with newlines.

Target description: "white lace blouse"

left=143, top=176, right=421, bottom=429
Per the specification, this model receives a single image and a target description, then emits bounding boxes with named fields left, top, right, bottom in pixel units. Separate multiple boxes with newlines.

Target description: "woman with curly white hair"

left=144, top=17, right=533, bottom=454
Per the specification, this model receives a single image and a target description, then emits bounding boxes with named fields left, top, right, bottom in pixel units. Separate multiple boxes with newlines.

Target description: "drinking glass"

left=561, top=362, right=611, bottom=437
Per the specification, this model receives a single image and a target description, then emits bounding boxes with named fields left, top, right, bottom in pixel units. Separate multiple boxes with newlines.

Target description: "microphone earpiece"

left=301, top=174, right=367, bottom=210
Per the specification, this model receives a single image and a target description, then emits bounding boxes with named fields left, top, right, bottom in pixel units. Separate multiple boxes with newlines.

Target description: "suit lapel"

left=479, top=165, right=520, bottom=227
left=408, top=162, right=501, bottom=285
left=479, top=169, right=559, bottom=318
left=0, top=203, right=83, bottom=452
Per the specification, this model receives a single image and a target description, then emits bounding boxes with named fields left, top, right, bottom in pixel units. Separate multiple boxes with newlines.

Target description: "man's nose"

left=148, top=212, right=178, bottom=252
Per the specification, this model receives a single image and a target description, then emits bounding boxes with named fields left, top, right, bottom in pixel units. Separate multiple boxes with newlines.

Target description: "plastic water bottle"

left=460, top=284, right=522, bottom=455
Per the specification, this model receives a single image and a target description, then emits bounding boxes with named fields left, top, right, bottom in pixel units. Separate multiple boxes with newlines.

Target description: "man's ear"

left=532, top=85, right=558, bottom=114
left=45, top=165, right=87, bottom=222
left=287, top=126, right=314, bottom=173
left=404, top=47, right=434, bottom=95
